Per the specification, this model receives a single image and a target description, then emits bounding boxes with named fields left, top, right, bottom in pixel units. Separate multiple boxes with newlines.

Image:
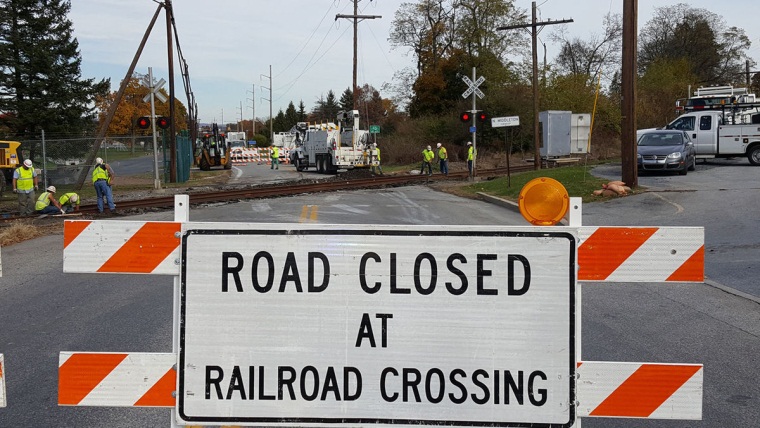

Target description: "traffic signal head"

left=460, top=112, right=472, bottom=122
left=477, top=112, right=488, bottom=123
left=156, top=116, right=170, bottom=129
left=136, top=116, right=150, bottom=129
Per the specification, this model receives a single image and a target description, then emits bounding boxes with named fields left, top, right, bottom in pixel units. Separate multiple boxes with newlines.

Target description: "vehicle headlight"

left=637, top=153, right=642, bottom=158
left=667, top=152, right=682, bottom=159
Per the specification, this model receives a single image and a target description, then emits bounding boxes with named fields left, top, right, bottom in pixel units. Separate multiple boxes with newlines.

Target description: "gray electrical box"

left=539, top=111, right=591, bottom=157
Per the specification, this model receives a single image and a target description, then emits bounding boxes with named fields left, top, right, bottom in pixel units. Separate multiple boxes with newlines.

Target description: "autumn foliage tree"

left=95, top=73, right=187, bottom=137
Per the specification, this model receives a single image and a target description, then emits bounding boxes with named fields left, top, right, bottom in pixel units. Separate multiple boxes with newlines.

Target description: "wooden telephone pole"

left=335, top=0, right=380, bottom=110
left=497, top=2, right=572, bottom=170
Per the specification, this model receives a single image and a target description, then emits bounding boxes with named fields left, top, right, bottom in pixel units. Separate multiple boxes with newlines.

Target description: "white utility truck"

left=288, top=110, right=371, bottom=173
left=664, top=107, right=760, bottom=165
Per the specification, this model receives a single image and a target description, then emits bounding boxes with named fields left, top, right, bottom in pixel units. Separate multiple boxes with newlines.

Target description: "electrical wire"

left=273, top=1, right=342, bottom=79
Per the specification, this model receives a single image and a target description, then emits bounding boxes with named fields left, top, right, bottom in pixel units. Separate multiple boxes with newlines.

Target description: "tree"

left=284, top=102, right=298, bottom=130
left=638, top=4, right=754, bottom=86
left=339, top=88, right=353, bottom=111
left=0, top=0, right=109, bottom=138
left=311, top=90, right=340, bottom=122
left=297, top=100, right=307, bottom=122
left=94, top=74, right=188, bottom=136
left=551, top=13, right=622, bottom=86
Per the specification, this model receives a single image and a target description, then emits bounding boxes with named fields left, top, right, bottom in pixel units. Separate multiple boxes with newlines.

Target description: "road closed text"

left=205, top=364, right=548, bottom=407
left=220, top=251, right=532, bottom=296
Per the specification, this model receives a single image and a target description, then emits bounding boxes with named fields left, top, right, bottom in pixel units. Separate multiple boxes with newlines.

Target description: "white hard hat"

left=467, top=141, right=472, bottom=145
left=95, top=157, right=104, bottom=165
left=23, top=159, right=32, bottom=167
left=426, top=145, right=431, bottom=150
left=436, top=143, right=441, bottom=148
left=70, top=194, right=78, bottom=203
left=47, top=186, right=56, bottom=193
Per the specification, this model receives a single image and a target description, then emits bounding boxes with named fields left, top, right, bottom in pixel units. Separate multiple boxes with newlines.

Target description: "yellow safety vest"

left=15, top=167, right=35, bottom=191
left=59, top=193, right=79, bottom=207
left=423, top=149, right=434, bottom=162
left=438, top=147, right=448, bottom=159
left=92, top=164, right=110, bottom=183
left=467, top=146, right=475, bottom=161
left=375, top=147, right=381, bottom=161
left=271, top=146, right=279, bottom=158
left=35, top=192, right=53, bottom=211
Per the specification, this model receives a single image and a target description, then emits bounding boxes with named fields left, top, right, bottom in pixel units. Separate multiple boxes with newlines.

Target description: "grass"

left=462, top=164, right=614, bottom=204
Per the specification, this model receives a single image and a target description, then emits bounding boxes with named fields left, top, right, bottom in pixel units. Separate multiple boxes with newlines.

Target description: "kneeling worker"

left=35, top=186, right=64, bottom=215
left=59, top=192, right=80, bottom=213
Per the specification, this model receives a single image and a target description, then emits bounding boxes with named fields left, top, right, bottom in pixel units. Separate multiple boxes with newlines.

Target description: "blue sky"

left=69, top=0, right=760, bottom=124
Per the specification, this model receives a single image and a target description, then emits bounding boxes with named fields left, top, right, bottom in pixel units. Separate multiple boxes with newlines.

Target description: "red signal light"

left=460, top=112, right=472, bottom=122
left=477, top=112, right=488, bottom=123
left=156, top=117, right=170, bottom=129
left=136, top=117, right=150, bottom=129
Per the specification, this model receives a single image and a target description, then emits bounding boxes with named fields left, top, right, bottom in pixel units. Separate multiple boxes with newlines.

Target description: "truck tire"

left=327, top=156, right=336, bottom=174
left=199, top=156, right=210, bottom=171
left=317, top=156, right=325, bottom=174
left=748, top=145, right=760, bottom=165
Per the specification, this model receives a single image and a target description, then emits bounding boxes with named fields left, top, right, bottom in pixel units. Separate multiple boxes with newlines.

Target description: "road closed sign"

left=179, top=225, right=577, bottom=427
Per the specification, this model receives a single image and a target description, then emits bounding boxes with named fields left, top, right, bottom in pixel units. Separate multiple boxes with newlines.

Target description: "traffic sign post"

left=491, top=116, right=520, bottom=187
left=143, top=67, right=166, bottom=190
left=0, top=353, right=6, bottom=408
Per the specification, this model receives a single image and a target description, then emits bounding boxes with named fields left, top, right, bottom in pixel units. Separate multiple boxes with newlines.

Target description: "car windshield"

left=638, top=133, right=684, bottom=146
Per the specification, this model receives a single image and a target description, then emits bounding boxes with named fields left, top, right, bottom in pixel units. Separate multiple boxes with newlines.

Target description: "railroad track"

left=1, top=165, right=533, bottom=222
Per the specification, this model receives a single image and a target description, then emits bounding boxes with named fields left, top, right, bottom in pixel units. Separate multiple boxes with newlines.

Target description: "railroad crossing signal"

left=461, top=75, right=485, bottom=99
left=142, top=76, right=167, bottom=103
left=136, top=117, right=151, bottom=130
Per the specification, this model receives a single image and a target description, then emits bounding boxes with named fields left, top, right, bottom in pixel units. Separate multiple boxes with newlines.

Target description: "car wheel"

left=678, top=163, right=688, bottom=175
left=688, top=156, right=696, bottom=171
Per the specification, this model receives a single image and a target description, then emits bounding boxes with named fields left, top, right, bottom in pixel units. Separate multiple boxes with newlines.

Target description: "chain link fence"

left=17, top=135, right=159, bottom=187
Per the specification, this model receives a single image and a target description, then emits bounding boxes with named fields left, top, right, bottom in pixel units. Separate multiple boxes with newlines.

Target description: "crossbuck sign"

left=179, top=226, right=576, bottom=426
left=462, top=75, right=485, bottom=99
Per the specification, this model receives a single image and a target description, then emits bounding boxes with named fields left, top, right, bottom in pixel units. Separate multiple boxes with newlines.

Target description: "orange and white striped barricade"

left=0, top=353, right=6, bottom=407
left=58, top=352, right=175, bottom=407
left=577, top=361, right=703, bottom=420
left=60, top=196, right=704, bottom=425
left=230, top=147, right=246, bottom=166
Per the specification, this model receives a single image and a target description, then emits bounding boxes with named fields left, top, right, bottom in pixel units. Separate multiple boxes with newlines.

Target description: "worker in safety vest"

left=436, top=143, right=448, bottom=176
left=35, top=186, right=64, bottom=215
left=270, top=146, right=280, bottom=170
left=12, top=159, right=38, bottom=215
left=92, top=157, right=116, bottom=214
left=466, top=141, right=476, bottom=177
left=59, top=192, right=80, bottom=213
left=371, top=143, right=383, bottom=175
left=420, top=145, right=434, bottom=176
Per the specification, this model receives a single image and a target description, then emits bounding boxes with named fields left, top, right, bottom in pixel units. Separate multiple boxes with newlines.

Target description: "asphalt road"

left=0, top=161, right=758, bottom=427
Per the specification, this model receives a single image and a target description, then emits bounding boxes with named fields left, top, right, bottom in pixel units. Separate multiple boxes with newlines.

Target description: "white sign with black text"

left=492, top=116, right=520, bottom=128
left=179, top=225, right=576, bottom=427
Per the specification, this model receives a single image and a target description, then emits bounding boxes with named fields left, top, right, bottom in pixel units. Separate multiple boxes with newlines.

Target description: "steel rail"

left=1, top=165, right=534, bottom=221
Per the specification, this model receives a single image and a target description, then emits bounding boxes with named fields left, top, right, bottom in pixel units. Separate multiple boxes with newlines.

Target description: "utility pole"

left=621, top=0, right=638, bottom=187
left=261, top=65, right=273, bottom=142
left=335, top=0, right=380, bottom=110
left=497, top=2, right=572, bottom=170
left=165, top=0, right=177, bottom=182
left=247, top=84, right=256, bottom=137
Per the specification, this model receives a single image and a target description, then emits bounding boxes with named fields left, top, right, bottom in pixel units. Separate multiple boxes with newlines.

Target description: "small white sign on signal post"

left=179, top=225, right=577, bottom=427
left=492, top=116, right=520, bottom=128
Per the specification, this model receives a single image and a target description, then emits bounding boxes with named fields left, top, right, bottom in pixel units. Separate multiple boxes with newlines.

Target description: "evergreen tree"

left=0, top=0, right=109, bottom=137
left=284, top=101, right=298, bottom=130
left=297, top=100, right=307, bottom=122
left=273, top=109, right=287, bottom=133
left=339, top=87, right=353, bottom=111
